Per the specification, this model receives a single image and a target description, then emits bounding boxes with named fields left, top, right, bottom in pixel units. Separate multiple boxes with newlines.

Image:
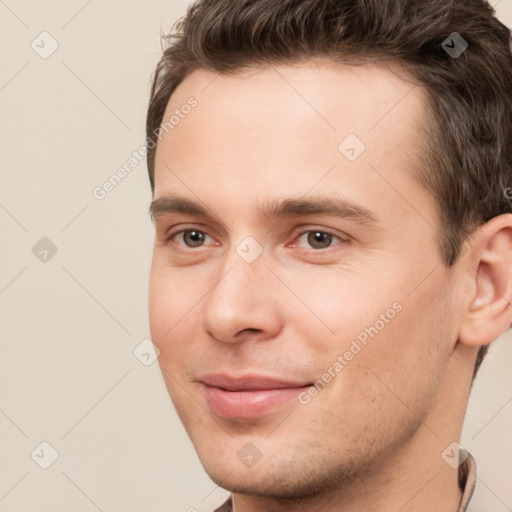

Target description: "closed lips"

left=199, top=374, right=313, bottom=391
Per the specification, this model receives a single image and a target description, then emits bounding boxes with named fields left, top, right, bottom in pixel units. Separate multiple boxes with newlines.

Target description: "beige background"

left=1, top=1, right=511, bottom=510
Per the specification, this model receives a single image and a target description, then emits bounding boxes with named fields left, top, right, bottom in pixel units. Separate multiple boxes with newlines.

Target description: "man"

left=145, top=0, right=512, bottom=510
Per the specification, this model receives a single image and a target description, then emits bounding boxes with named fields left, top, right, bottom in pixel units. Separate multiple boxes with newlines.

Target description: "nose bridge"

left=215, top=231, right=268, bottom=297
left=208, top=240, right=266, bottom=314
left=202, top=238, right=281, bottom=342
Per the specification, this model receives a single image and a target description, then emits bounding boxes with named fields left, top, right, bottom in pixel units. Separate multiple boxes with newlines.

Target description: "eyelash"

left=164, top=226, right=347, bottom=252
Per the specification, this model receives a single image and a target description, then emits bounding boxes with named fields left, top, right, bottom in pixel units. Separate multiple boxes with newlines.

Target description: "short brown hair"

left=146, top=0, right=512, bottom=377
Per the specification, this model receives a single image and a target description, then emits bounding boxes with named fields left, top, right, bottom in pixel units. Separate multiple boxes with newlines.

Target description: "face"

left=149, top=60, right=460, bottom=499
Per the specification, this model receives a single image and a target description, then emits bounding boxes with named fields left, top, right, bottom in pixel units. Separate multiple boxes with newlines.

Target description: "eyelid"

left=163, top=222, right=212, bottom=238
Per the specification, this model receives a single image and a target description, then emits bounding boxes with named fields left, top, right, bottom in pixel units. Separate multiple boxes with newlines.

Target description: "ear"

left=458, top=214, right=512, bottom=347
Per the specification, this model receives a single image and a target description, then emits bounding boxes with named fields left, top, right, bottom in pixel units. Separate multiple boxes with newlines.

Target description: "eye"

left=294, top=230, right=344, bottom=250
left=170, top=229, right=214, bottom=248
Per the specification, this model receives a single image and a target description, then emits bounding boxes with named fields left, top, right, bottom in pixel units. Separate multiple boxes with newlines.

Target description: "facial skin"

left=148, top=60, right=512, bottom=511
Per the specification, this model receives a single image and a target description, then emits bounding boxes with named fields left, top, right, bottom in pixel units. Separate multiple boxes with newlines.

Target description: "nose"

left=202, top=247, right=284, bottom=344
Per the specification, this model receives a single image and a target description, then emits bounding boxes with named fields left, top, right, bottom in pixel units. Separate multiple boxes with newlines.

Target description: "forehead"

left=157, top=58, right=426, bottom=157
left=165, top=58, right=425, bottom=131
left=153, top=59, right=431, bottom=219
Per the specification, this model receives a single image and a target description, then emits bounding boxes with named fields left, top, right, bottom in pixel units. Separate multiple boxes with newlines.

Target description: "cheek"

left=280, top=266, right=403, bottom=353
left=148, top=263, right=197, bottom=358
left=302, top=268, right=453, bottom=407
left=354, top=277, right=454, bottom=402
left=149, top=275, right=200, bottom=412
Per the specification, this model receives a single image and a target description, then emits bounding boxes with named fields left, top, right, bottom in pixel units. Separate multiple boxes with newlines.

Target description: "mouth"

left=199, top=374, right=313, bottom=418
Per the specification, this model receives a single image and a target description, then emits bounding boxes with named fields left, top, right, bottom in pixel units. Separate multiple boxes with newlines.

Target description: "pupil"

left=308, top=231, right=331, bottom=249
left=185, top=231, right=204, bottom=247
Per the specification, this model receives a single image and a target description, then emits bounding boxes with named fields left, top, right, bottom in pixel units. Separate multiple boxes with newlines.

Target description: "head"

left=146, top=0, right=512, bottom=503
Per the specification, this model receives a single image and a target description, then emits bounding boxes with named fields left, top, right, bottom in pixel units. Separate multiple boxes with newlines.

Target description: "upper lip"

left=199, top=374, right=312, bottom=391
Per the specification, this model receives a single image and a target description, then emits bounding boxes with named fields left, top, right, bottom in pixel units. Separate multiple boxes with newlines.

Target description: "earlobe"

left=458, top=214, right=512, bottom=347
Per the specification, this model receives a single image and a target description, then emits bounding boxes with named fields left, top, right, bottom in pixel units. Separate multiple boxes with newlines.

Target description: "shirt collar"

left=458, top=449, right=477, bottom=512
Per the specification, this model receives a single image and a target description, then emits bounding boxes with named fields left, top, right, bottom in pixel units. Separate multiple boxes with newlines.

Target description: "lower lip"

left=202, top=384, right=310, bottom=418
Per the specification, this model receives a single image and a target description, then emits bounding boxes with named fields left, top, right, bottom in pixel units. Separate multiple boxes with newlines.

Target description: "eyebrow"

left=149, top=194, right=378, bottom=226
